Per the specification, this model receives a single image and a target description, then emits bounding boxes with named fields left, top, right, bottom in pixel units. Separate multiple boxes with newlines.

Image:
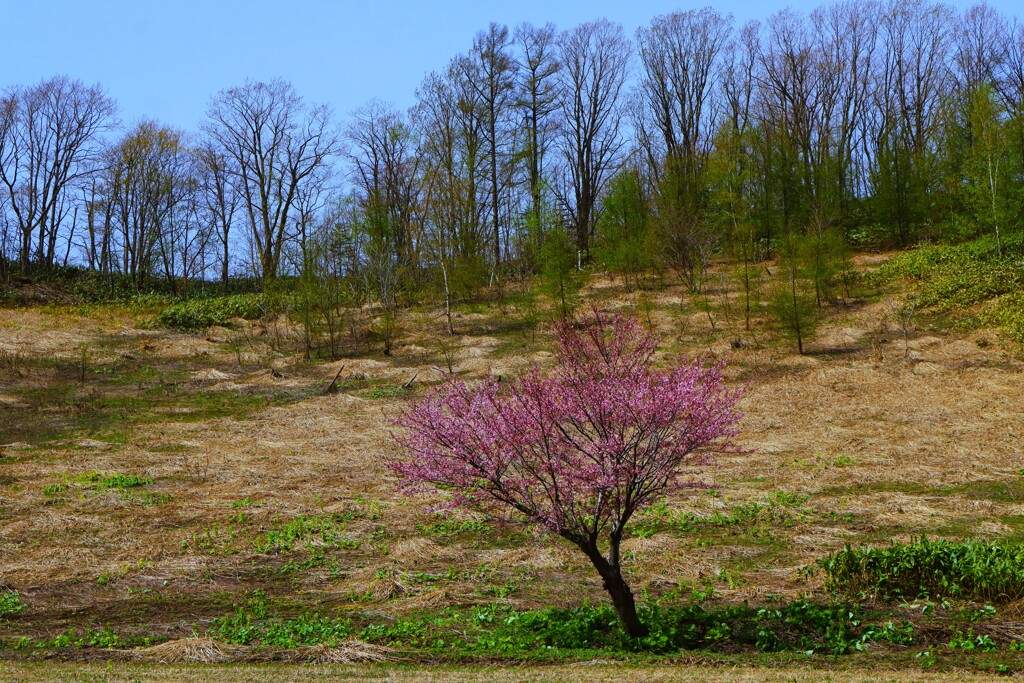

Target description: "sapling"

left=390, top=312, right=742, bottom=638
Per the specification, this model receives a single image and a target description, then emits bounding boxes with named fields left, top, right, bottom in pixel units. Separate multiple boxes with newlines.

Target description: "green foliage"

left=44, top=471, right=153, bottom=498
left=540, top=225, right=584, bottom=320
left=960, top=83, right=1023, bottom=253
left=818, top=537, right=1024, bottom=603
left=0, top=592, right=25, bottom=618
left=979, top=292, right=1024, bottom=342
left=948, top=630, right=999, bottom=653
left=200, top=594, right=918, bottom=657
left=210, top=592, right=353, bottom=647
left=157, top=293, right=268, bottom=330
left=594, top=168, right=658, bottom=286
left=28, top=626, right=144, bottom=649
left=293, top=236, right=359, bottom=360
left=875, top=237, right=1024, bottom=341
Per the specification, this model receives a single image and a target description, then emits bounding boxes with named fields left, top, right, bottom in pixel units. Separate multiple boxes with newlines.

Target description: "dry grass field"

left=2, top=254, right=1024, bottom=679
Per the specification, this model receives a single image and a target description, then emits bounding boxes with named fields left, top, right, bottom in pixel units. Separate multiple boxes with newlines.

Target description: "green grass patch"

left=44, top=470, right=153, bottom=498
left=363, top=384, right=412, bottom=399
left=633, top=492, right=812, bottom=540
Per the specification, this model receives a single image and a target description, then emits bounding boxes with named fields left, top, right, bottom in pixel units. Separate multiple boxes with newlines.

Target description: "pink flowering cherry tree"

left=390, top=313, right=742, bottom=638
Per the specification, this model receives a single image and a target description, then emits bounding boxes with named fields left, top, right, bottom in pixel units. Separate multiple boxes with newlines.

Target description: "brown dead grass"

left=136, top=637, right=249, bottom=663
left=295, top=640, right=395, bottom=664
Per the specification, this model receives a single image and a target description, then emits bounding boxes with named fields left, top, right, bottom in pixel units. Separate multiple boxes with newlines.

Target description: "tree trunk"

left=578, top=541, right=648, bottom=639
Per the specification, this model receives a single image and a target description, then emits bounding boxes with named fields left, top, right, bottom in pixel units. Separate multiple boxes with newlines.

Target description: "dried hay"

left=395, top=588, right=458, bottom=612
left=190, top=369, right=235, bottom=381
left=297, top=640, right=395, bottom=664
left=136, top=637, right=248, bottom=663
left=389, top=537, right=440, bottom=564
left=620, top=534, right=676, bottom=557
left=346, top=566, right=408, bottom=601
left=911, top=361, right=947, bottom=376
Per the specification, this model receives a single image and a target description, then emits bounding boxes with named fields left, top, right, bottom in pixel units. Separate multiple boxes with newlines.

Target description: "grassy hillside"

left=2, top=248, right=1024, bottom=677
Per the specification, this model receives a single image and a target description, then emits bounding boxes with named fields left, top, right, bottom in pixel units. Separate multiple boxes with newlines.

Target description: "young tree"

left=594, top=166, right=655, bottom=289
left=391, top=313, right=742, bottom=638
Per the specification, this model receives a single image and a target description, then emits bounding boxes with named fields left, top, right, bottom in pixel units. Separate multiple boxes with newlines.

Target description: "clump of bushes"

left=157, top=293, right=268, bottom=330
left=875, top=237, right=1024, bottom=311
left=818, top=537, right=1024, bottom=603
left=978, top=292, right=1024, bottom=343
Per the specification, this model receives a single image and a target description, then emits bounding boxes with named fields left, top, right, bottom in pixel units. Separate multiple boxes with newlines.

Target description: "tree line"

left=2, top=1, right=1023, bottom=311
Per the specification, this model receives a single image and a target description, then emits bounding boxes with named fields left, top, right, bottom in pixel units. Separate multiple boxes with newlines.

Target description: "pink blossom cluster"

left=390, top=313, right=742, bottom=543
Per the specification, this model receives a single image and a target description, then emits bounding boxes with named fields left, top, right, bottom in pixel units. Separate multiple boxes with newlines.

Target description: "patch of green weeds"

left=0, top=592, right=25, bottom=618
left=796, top=452, right=856, bottom=470
left=817, top=537, right=1024, bottom=603
left=28, top=626, right=149, bottom=649
left=873, top=236, right=1024, bottom=341
left=254, top=513, right=361, bottom=554
left=96, top=559, right=156, bottom=586
left=363, top=384, right=412, bottom=399
left=353, top=599, right=915, bottom=657
left=209, top=591, right=353, bottom=647
left=43, top=470, right=160, bottom=505
left=157, top=293, right=269, bottom=331
left=947, top=629, right=999, bottom=653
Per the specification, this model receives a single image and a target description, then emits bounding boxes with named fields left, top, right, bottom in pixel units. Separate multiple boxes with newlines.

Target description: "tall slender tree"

left=557, top=19, right=631, bottom=259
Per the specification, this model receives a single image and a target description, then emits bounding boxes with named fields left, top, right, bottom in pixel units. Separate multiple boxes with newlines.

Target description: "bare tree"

left=205, top=79, right=339, bottom=282
left=345, top=100, right=422, bottom=269
left=636, top=9, right=733, bottom=200
left=557, top=19, right=631, bottom=258
left=515, top=22, right=562, bottom=234
left=637, top=8, right=733, bottom=290
left=196, top=141, right=239, bottom=289
left=954, top=3, right=1008, bottom=93
left=0, top=76, right=116, bottom=272
left=104, top=121, right=196, bottom=292
left=414, top=62, right=491, bottom=295
left=464, top=23, right=518, bottom=267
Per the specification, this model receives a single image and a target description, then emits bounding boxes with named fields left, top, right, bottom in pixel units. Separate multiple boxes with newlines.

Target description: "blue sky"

left=2, top=0, right=1020, bottom=132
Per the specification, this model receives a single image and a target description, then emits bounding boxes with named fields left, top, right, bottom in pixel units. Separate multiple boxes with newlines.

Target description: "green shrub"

left=0, top=591, right=25, bottom=618
left=157, top=294, right=268, bottom=330
left=818, top=537, right=1024, bottom=603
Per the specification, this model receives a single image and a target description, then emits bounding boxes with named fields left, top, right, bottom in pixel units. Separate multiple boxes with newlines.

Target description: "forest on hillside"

left=1, top=1, right=1022, bottom=313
